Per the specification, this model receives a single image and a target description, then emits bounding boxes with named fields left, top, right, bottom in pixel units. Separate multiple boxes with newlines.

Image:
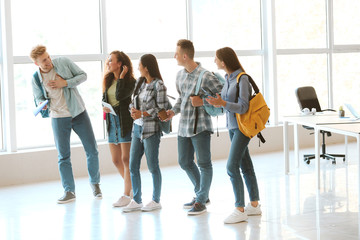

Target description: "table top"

left=282, top=113, right=360, bottom=126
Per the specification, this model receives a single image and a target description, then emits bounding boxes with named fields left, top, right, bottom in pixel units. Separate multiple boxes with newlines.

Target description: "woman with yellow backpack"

left=206, top=47, right=262, bottom=224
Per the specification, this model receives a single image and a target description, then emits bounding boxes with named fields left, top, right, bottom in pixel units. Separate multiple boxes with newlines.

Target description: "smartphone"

left=201, top=87, right=215, bottom=97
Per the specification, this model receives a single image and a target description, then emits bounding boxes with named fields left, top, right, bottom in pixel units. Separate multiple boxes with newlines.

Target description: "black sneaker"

left=91, top=183, right=102, bottom=199
left=57, top=191, right=76, bottom=204
left=183, top=197, right=210, bottom=209
left=188, top=202, right=207, bottom=215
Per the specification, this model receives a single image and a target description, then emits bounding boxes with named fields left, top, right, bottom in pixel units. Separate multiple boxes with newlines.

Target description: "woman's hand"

left=205, top=93, right=226, bottom=108
left=131, top=107, right=142, bottom=120
left=120, top=65, right=129, bottom=79
left=103, top=107, right=111, bottom=113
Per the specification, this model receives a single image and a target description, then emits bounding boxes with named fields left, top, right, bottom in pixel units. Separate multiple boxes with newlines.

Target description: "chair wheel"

left=332, top=160, right=336, bottom=164
left=343, top=157, right=346, bottom=162
left=304, top=158, right=310, bottom=164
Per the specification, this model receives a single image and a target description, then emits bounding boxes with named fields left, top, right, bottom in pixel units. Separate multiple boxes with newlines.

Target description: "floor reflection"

left=0, top=143, right=359, bottom=239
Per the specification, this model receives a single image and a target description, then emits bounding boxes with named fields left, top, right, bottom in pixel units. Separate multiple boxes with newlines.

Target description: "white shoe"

left=122, top=200, right=143, bottom=212
left=112, top=195, right=131, bottom=207
left=224, top=209, right=248, bottom=224
left=141, top=200, right=162, bottom=212
left=245, top=203, right=262, bottom=216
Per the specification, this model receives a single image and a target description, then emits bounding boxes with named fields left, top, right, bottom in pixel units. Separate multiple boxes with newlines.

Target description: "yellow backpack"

left=235, top=72, right=270, bottom=143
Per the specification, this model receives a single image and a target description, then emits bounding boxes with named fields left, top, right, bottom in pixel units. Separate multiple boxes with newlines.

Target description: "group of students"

left=30, top=39, right=262, bottom=224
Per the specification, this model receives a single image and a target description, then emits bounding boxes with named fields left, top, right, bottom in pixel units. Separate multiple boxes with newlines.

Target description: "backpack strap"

left=33, top=72, right=49, bottom=102
left=195, top=70, right=207, bottom=95
left=33, top=72, right=44, bottom=96
left=193, top=70, right=207, bottom=134
left=235, top=72, right=266, bottom=144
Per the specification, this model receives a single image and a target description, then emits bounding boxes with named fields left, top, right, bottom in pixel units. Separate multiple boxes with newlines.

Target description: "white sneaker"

left=122, top=200, right=143, bottom=212
left=112, top=195, right=131, bottom=207
left=224, top=209, right=248, bottom=224
left=141, top=200, right=162, bottom=212
left=245, top=203, right=262, bottom=216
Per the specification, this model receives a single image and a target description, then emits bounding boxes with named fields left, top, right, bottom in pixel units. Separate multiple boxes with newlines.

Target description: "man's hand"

left=39, top=102, right=48, bottom=110
left=48, top=75, right=68, bottom=89
left=190, top=96, right=203, bottom=107
left=163, top=110, right=175, bottom=121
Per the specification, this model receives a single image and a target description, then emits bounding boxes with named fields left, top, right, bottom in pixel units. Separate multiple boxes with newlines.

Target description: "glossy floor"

left=1, top=143, right=359, bottom=240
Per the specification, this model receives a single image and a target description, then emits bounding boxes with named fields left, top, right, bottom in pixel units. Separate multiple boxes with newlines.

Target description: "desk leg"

left=283, top=121, right=289, bottom=174
left=294, top=124, right=299, bottom=168
left=357, top=135, right=360, bottom=195
left=345, top=135, right=348, bottom=165
left=315, top=127, right=320, bottom=189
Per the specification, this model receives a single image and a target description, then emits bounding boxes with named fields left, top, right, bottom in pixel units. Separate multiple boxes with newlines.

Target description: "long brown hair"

left=216, top=47, right=244, bottom=73
left=102, top=51, right=134, bottom=93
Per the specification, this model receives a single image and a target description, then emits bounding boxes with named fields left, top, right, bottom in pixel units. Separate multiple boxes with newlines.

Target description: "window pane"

left=106, top=0, right=187, bottom=52
left=277, top=54, right=328, bottom=118
left=14, top=61, right=103, bottom=149
left=276, top=0, right=326, bottom=49
left=333, top=0, right=360, bottom=45
left=192, top=0, right=261, bottom=51
left=333, top=53, right=360, bottom=113
left=0, top=70, right=3, bottom=151
left=11, top=0, right=101, bottom=56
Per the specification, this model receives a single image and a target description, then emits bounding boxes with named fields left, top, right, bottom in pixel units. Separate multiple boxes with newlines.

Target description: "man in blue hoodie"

left=30, top=45, right=101, bottom=204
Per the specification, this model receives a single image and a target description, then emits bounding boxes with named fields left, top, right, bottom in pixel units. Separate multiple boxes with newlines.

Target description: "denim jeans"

left=227, top=128, right=260, bottom=207
left=178, top=131, right=212, bottom=204
left=51, top=110, right=100, bottom=192
left=130, top=124, right=162, bottom=203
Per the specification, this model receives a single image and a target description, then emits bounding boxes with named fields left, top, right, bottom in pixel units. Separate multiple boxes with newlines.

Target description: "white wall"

left=0, top=125, right=351, bottom=187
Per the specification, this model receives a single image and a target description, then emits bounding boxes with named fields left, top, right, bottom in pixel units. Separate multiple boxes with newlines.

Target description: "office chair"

left=295, top=86, right=346, bottom=164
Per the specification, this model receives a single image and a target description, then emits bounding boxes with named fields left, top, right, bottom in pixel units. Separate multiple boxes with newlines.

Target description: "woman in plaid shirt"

left=123, top=54, right=171, bottom=213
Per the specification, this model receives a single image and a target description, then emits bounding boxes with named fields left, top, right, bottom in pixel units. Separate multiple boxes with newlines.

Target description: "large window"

left=276, top=0, right=326, bottom=49
left=277, top=54, right=328, bottom=117
left=333, top=0, right=360, bottom=45
left=192, top=0, right=261, bottom=51
left=1, top=0, right=360, bottom=151
left=332, top=53, right=360, bottom=113
left=11, top=0, right=101, bottom=55
left=106, top=0, right=187, bottom=53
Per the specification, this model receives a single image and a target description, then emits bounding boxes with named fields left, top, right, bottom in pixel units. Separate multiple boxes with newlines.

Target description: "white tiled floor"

left=1, top=143, right=359, bottom=240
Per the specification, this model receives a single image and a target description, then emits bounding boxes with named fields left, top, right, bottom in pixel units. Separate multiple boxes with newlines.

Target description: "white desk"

left=283, top=114, right=360, bottom=189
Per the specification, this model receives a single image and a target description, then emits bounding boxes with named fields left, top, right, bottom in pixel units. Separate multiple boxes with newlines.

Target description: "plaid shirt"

left=172, top=63, right=223, bottom=137
left=130, top=78, right=171, bottom=140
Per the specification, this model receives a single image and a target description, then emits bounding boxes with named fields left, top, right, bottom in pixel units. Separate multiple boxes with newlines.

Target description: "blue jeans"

left=51, top=110, right=100, bottom=192
left=178, top=131, right=212, bottom=205
left=130, top=124, right=162, bottom=203
left=227, top=128, right=260, bottom=207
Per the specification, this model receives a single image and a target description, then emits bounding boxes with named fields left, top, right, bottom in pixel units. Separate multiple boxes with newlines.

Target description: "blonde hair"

left=30, top=45, right=47, bottom=61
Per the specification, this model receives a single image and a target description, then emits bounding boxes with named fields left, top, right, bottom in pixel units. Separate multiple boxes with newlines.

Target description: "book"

left=102, top=101, right=117, bottom=115
left=33, top=100, right=49, bottom=117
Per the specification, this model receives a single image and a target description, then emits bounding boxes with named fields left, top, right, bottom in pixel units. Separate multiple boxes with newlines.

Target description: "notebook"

left=344, top=103, right=360, bottom=119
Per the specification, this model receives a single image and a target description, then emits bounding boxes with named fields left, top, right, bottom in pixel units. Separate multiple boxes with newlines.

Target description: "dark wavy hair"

left=216, top=47, right=244, bottom=73
left=102, top=50, right=134, bottom=92
left=140, top=54, right=162, bottom=80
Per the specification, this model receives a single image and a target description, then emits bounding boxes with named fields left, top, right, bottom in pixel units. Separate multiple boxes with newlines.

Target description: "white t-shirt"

left=134, top=83, right=148, bottom=126
left=41, top=69, right=71, bottom=118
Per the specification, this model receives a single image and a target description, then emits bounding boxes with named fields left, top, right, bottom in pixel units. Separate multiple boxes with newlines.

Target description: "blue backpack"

left=195, top=70, right=225, bottom=117
left=33, top=72, right=50, bottom=118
